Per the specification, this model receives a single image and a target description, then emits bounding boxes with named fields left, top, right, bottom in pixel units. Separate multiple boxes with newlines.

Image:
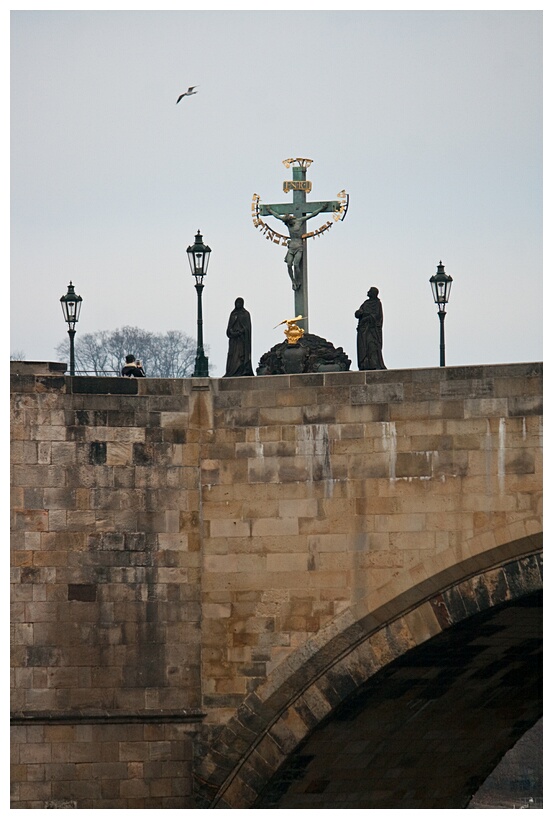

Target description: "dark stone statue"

left=224, top=298, right=254, bottom=378
left=257, top=332, right=350, bottom=375
left=355, top=287, right=386, bottom=371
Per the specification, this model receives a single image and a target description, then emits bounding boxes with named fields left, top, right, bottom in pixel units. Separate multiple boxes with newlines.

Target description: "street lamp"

left=429, top=261, right=453, bottom=367
left=60, top=281, right=82, bottom=376
left=187, top=229, right=211, bottom=377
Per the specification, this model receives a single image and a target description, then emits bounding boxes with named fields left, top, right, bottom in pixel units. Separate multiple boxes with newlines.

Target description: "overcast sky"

left=10, top=9, right=543, bottom=376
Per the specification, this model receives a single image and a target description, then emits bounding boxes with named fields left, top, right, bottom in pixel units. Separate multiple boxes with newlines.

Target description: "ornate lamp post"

left=429, top=261, right=453, bottom=367
left=187, top=230, right=211, bottom=377
left=60, top=281, right=83, bottom=376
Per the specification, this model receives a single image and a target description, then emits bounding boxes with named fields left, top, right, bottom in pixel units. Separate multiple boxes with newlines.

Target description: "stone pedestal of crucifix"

left=252, top=158, right=348, bottom=333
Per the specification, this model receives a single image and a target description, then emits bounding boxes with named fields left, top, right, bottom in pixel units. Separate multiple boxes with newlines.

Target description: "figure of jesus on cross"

left=265, top=203, right=328, bottom=292
left=256, top=158, right=347, bottom=331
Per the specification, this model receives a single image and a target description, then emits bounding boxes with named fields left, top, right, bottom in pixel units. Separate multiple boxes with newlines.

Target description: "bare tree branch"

left=55, top=327, right=200, bottom=377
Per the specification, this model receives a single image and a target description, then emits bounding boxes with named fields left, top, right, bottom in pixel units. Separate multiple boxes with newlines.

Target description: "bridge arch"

left=194, top=535, right=542, bottom=808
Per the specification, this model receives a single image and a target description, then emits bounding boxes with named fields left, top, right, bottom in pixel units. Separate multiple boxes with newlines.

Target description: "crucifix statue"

left=252, top=158, right=348, bottom=332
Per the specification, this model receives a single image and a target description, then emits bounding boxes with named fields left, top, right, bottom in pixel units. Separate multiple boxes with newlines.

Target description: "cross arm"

left=260, top=200, right=341, bottom=218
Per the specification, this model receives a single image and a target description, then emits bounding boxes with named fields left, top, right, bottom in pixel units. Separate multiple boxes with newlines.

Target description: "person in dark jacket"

left=121, top=354, right=146, bottom=377
left=224, top=298, right=254, bottom=377
left=355, top=287, right=386, bottom=370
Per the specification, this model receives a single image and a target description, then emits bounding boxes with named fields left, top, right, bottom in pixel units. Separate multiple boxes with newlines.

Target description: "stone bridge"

left=10, top=361, right=542, bottom=808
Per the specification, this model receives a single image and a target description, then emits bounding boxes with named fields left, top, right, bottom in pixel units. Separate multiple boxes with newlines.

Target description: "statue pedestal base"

left=257, top=333, right=351, bottom=376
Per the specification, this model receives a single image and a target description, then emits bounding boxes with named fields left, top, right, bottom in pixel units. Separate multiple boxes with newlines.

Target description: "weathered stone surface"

left=70, top=377, right=138, bottom=395
left=10, top=364, right=542, bottom=808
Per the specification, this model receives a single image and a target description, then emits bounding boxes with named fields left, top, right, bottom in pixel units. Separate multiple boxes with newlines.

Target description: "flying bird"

left=176, top=87, right=198, bottom=103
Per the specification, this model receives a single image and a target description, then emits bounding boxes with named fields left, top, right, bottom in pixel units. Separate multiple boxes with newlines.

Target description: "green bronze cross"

left=256, top=159, right=345, bottom=331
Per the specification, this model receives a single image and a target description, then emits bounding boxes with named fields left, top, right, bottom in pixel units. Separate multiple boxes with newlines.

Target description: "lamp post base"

left=68, top=328, right=76, bottom=377
left=193, top=351, right=209, bottom=378
left=193, top=281, right=209, bottom=377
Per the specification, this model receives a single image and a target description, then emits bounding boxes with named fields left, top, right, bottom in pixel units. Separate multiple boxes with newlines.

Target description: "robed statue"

left=224, top=298, right=254, bottom=377
left=355, top=287, right=386, bottom=371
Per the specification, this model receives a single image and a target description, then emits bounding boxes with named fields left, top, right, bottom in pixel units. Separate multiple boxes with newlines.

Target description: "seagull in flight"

left=176, top=86, right=198, bottom=103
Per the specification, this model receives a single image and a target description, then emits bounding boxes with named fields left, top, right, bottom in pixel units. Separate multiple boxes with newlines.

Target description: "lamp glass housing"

left=187, top=230, right=211, bottom=285
left=429, top=262, right=453, bottom=313
left=60, top=282, right=82, bottom=330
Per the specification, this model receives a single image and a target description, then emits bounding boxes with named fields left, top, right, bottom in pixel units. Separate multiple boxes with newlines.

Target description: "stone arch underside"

left=255, top=590, right=542, bottom=808
left=194, top=536, right=542, bottom=808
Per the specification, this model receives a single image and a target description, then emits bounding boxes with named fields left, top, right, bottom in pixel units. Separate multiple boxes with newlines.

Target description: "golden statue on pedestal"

left=273, top=316, right=307, bottom=345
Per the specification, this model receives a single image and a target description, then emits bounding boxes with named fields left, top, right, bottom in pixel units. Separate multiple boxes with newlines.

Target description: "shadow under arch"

left=256, top=589, right=542, bottom=808
left=194, top=535, right=542, bottom=808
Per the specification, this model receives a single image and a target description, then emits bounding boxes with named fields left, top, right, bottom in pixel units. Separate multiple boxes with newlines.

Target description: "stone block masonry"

left=11, top=366, right=204, bottom=808
left=10, top=361, right=542, bottom=808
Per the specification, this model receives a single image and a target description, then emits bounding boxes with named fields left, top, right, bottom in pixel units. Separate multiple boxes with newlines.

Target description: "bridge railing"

left=72, top=370, right=120, bottom=376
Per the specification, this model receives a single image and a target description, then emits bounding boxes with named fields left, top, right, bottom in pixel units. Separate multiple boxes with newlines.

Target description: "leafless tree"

left=55, top=326, right=202, bottom=377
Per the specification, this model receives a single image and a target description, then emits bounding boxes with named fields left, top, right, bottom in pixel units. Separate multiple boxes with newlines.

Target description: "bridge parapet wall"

left=10, top=361, right=542, bottom=808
